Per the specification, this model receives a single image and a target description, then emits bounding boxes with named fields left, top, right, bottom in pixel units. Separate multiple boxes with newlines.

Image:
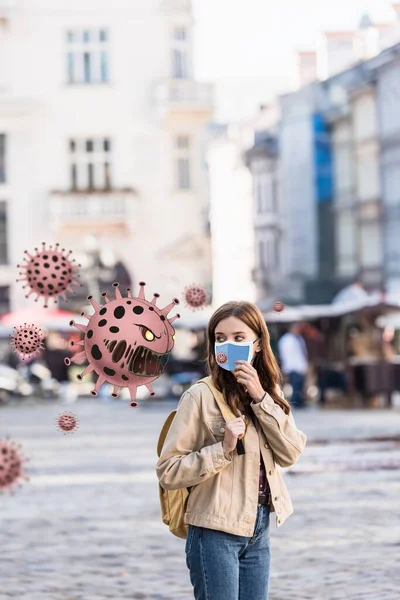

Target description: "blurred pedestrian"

left=278, top=323, right=308, bottom=408
left=43, top=332, right=76, bottom=404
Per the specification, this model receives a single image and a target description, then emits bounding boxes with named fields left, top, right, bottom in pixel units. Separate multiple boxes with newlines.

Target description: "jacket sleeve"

left=156, top=389, right=232, bottom=491
left=251, top=387, right=307, bottom=468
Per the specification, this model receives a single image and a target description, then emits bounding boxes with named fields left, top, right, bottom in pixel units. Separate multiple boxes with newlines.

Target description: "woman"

left=156, top=301, right=307, bottom=600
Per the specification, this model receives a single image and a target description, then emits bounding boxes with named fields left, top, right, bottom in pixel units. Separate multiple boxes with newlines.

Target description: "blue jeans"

left=185, top=504, right=271, bottom=600
left=288, top=371, right=306, bottom=407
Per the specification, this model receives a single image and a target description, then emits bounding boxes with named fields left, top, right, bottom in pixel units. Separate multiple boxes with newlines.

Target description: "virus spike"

left=24, top=250, right=35, bottom=260
left=137, top=281, right=146, bottom=300
left=87, top=296, right=101, bottom=311
left=101, top=292, right=111, bottom=302
left=160, top=298, right=180, bottom=317
left=65, top=351, right=86, bottom=365
left=70, top=340, right=84, bottom=347
left=126, top=288, right=133, bottom=298
left=111, top=385, right=120, bottom=398
left=168, top=314, right=180, bottom=324
left=145, top=382, right=155, bottom=396
left=91, top=374, right=107, bottom=396
left=76, top=364, right=95, bottom=381
left=113, top=282, right=123, bottom=300
left=80, top=312, right=91, bottom=320
left=151, top=293, right=160, bottom=305
left=128, top=384, right=139, bottom=407
left=69, top=320, right=88, bottom=334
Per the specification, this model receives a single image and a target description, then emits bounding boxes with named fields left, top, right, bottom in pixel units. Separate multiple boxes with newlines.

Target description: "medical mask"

left=214, top=338, right=260, bottom=372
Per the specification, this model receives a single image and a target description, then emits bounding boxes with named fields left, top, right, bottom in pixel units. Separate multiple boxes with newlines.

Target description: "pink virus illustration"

left=66, top=281, right=180, bottom=407
left=216, top=352, right=228, bottom=365
left=57, top=412, right=79, bottom=434
left=0, top=438, right=29, bottom=494
left=9, top=323, right=45, bottom=361
left=273, top=301, right=285, bottom=313
left=17, top=242, right=82, bottom=308
left=182, top=284, right=208, bottom=311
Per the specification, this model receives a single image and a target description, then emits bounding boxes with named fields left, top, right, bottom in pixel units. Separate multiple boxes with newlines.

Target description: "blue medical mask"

left=214, top=338, right=260, bottom=372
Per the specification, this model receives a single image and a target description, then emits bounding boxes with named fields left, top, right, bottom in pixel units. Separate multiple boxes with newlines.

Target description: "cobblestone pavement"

left=1, top=397, right=400, bottom=600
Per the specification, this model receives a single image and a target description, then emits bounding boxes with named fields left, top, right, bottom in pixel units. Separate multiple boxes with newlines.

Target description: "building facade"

left=0, top=0, right=213, bottom=312
left=245, top=130, right=282, bottom=304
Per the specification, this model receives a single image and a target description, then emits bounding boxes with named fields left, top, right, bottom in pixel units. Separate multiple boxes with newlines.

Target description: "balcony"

left=154, top=79, right=214, bottom=120
left=49, top=189, right=138, bottom=232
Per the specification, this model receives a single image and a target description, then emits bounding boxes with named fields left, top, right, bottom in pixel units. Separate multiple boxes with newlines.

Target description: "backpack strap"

left=157, top=410, right=177, bottom=457
left=196, top=376, right=237, bottom=422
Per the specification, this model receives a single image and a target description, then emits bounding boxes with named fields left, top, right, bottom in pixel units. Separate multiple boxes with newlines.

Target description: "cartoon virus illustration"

left=182, top=284, right=208, bottom=311
left=66, top=282, right=180, bottom=407
left=57, top=412, right=79, bottom=434
left=0, top=438, right=29, bottom=494
left=17, top=242, right=82, bottom=308
left=9, top=323, right=45, bottom=361
left=216, top=352, right=228, bottom=365
left=273, top=301, right=285, bottom=313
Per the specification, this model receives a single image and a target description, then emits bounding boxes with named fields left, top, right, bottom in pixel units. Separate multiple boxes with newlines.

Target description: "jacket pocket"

left=206, top=417, right=226, bottom=442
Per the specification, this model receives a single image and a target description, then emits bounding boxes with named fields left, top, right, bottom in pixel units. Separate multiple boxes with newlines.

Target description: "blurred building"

left=244, top=128, right=282, bottom=304
left=237, top=13, right=400, bottom=306
left=206, top=123, right=256, bottom=306
left=316, top=6, right=400, bottom=80
left=0, top=0, right=213, bottom=311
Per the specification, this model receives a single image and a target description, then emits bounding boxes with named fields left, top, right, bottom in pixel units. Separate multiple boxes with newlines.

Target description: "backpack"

left=157, top=376, right=237, bottom=539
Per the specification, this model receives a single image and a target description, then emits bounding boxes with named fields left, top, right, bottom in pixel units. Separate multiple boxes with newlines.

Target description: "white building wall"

left=0, top=0, right=213, bottom=310
left=207, top=129, right=256, bottom=307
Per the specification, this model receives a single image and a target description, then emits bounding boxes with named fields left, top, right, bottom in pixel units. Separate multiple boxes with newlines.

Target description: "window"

left=175, top=136, right=191, bottom=190
left=66, top=29, right=109, bottom=84
left=0, top=201, right=8, bottom=264
left=171, top=26, right=189, bottom=79
left=0, top=134, right=6, bottom=183
left=69, top=138, right=112, bottom=191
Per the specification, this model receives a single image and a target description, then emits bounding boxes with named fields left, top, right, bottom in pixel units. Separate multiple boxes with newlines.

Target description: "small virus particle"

left=0, top=438, right=29, bottom=494
left=66, top=282, right=180, bottom=407
left=9, top=323, right=45, bottom=361
left=57, top=412, right=79, bottom=434
left=273, top=301, right=285, bottom=313
left=182, top=284, right=208, bottom=311
left=16, top=242, right=82, bottom=308
left=216, top=353, right=228, bottom=365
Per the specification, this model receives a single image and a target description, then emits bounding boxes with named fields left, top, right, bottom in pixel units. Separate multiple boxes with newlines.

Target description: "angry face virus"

left=9, top=323, right=45, bottom=361
left=182, top=284, right=208, bottom=311
left=66, top=282, right=180, bottom=407
left=57, top=412, right=79, bottom=434
left=0, top=438, right=29, bottom=494
left=17, top=242, right=81, bottom=308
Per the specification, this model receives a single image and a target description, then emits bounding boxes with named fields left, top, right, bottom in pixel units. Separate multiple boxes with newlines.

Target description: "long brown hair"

left=205, top=301, right=291, bottom=417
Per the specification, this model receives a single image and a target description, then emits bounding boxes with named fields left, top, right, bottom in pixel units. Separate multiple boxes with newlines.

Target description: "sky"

left=192, top=0, right=396, bottom=121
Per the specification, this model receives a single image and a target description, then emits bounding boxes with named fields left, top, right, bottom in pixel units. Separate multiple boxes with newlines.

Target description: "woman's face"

left=215, top=316, right=259, bottom=347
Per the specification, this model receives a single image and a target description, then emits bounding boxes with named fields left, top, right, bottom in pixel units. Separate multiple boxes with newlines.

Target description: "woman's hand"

left=222, top=416, right=246, bottom=455
left=233, top=360, right=265, bottom=402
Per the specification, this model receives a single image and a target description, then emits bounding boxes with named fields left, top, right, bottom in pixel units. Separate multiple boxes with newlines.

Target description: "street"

left=1, top=397, right=400, bottom=600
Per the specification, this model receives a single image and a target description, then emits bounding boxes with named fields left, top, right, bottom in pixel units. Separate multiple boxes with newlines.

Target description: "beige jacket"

left=156, top=380, right=307, bottom=536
